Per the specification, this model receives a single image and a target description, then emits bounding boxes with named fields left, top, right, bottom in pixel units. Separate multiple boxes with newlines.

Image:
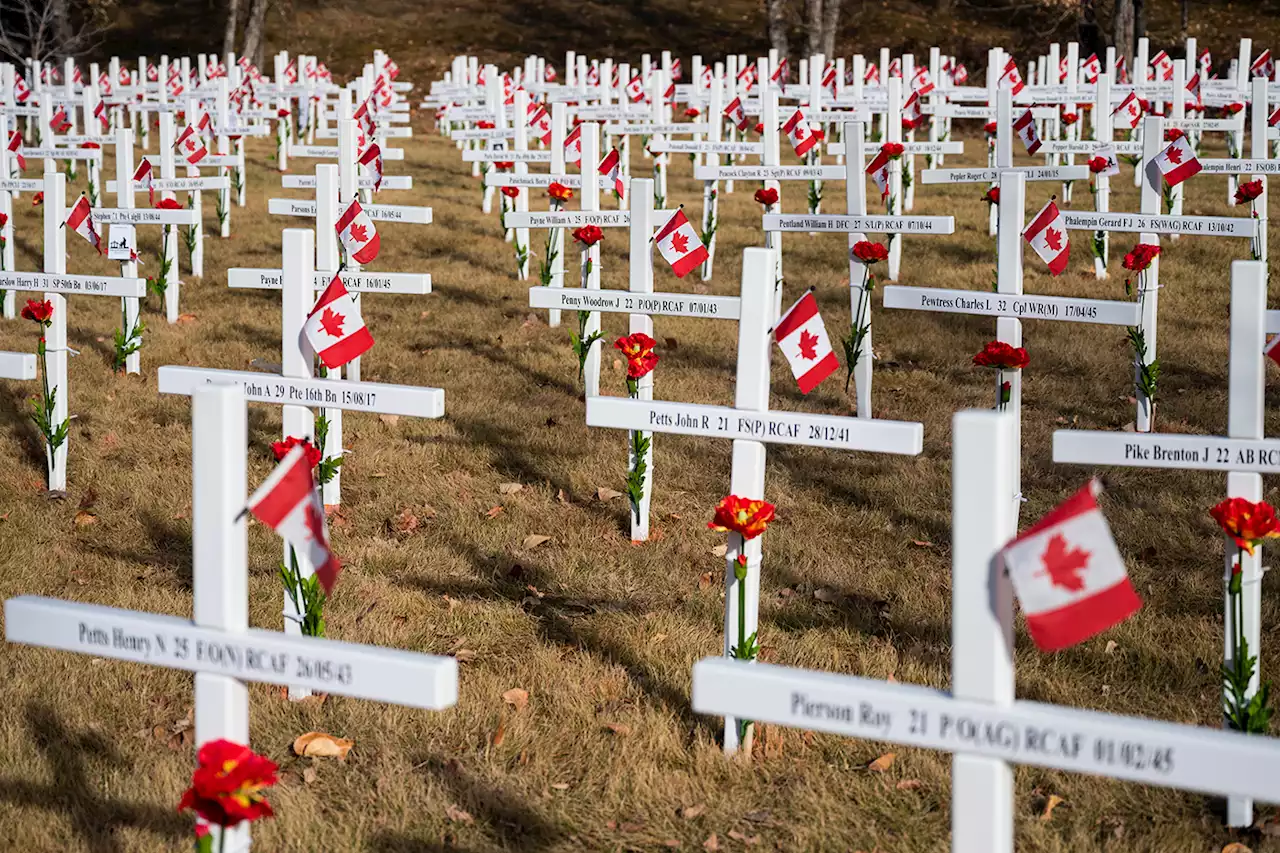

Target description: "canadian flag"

left=587, top=64, right=600, bottom=86
left=1113, top=91, right=1143, bottom=129
left=902, top=91, right=924, bottom=130
left=285, top=58, right=298, bottom=84
left=359, top=143, right=383, bottom=192
left=1013, top=109, right=1042, bottom=156
left=72, top=66, right=84, bottom=85
left=1154, top=134, right=1201, bottom=186
left=782, top=108, right=821, bottom=157
left=336, top=199, right=380, bottom=265
left=1199, top=48, right=1213, bottom=78
left=93, top=101, right=109, bottom=132
left=247, top=443, right=342, bottom=594
left=544, top=65, right=557, bottom=83
left=736, top=65, right=756, bottom=93
left=1115, top=56, right=1129, bottom=85
left=98, top=72, right=112, bottom=96
left=654, top=208, right=709, bottom=278
left=625, top=74, right=647, bottom=103
left=1081, top=53, right=1101, bottom=84
left=386, top=58, right=400, bottom=80
left=132, top=159, right=154, bottom=206
left=821, top=64, right=837, bottom=97
left=354, top=99, right=377, bottom=138
left=599, top=148, right=624, bottom=198
left=1001, top=479, right=1142, bottom=652
left=50, top=105, right=71, bottom=134
left=864, top=62, right=880, bottom=86
left=1252, top=49, right=1274, bottom=80
left=671, top=58, right=682, bottom=80
left=771, top=57, right=789, bottom=92
left=1270, top=106, right=1280, bottom=127
left=118, top=67, right=130, bottom=85
left=1265, top=334, right=1280, bottom=366
left=527, top=103, right=551, bottom=145
left=724, top=96, right=750, bottom=132
left=1093, top=144, right=1121, bottom=177
left=8, top=131, right=26, bottom=172
left=1023, top=199, right=1069, bottom=275
left=911, top=65, right=934, bottom=96
left=564, top=124, right=582, bottom=166
left=952, top=63, right=968, bottom=85
left=774, top=290, right=839, bottom=394
left=887, top=58, right=902, bottom=78
left=699, top=66, right=713, bottom=89
left=13, top=76, right=30, bottom=104
left=66, top=195, right=102, bottom=254
left=1000, top=58, right=1025, bottom=95
left=302, top=274, right=375, bottom=370
left=175, top=123, right=207, bottom=165
left=1184, top=72, right=1202, bottom=109
left=866, top=147, right=892, bottom=200
left=1058, top=56, right=1070, bottom=83
left=1151, top=50, right=1174, bottom=81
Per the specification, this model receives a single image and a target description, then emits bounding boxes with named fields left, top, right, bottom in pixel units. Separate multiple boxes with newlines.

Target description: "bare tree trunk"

left=1113, top=0, right=1135, bottom=70
left=936, top=0, right=954, bottom=13
left=765, top=0, right=789, bottom=67
left=820, top=0, right=841, bottom=60
left=241, top=0, right=269, bottom=68
left=223, top=0, right=241, bottom=58
left=804, top=0, right=822, bottom=59
left=50, top=0, right=74, bottom=58
left=1134, top=0, right=1146, bottom=48
left=1079, top=0, right=1100, bottom=59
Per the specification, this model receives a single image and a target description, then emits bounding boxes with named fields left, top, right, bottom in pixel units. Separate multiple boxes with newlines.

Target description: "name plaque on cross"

left=94, top=208, right=199, bottom=226
left=529, top=286, right=741, bottom=319
left=762, top=214, right=955, bottom=234
left=228, top=268, right=431, bottom=294
left=921, top=166, right=1090, bottom=184
left=693, top=165, right=846, bottom=181
left=1061, top=211, right=1256, bottom=237
left=0, top=271, right=146, bottom=297
left=1197, top=160, right=1280, bottom=175
left=158, top=366, right=445, bottom=418
left=266, top=199, right=433, bottom=224
left=1054, top=431, right=1280, bottom=473
left=504, top=210, right=631, bottom=228
left=882, top=286, right=1140, bottom=326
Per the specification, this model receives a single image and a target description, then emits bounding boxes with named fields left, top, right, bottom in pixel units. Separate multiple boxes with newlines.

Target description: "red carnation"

left=156, top=198, right=183, bottom=210
left=851, top=240, right=888, bottom=264
left=983, top=186, right=1000, bottom=205
left=500, top=186, right=519, bottom=198
left=21, top=299, right=53, bottom=325
left=178, top=739, right=278, bottom=828
left=1164, top=128, right=1186, bottom=142
left=1061, top=112, right=1079, bottom=126
left=984, top=121, right=998, bottom=135
left=754, top=122, right=764, bottom=133
left=1088, top=156, right=1109, bottom=173
left=1121, top=243, right=1161, bottom=273
left=271, top=435, right=323, bottom=468
left=1235, top=180, right=1263, bottom=204
left=973, top=340, right=1029, bottom=370
left=881, top=142, right=905, bottom=160
left=754, top=187, right=778, bottom=206
left=684, top=107, right=700, bottom=118
left=572, top=224, right=603, bottom=246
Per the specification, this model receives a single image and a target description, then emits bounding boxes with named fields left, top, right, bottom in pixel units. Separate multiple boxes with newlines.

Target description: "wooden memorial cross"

left=764, top=119, right=956, bottom=418
left=0, top=87, right=39, bottom=319
left=693, top=400, right=1280, bottom=852
left=1053, top=260, right=1271, bottom=827
left=0, top=349, right=35, bottom=380
left=1194, top=76, right=1274, bottom=264
left=5, top=382, right=457, bottom=853
left=0, top=167, right=146, bottom=491
left=159, top=229, right=443, bottom=699
left=588, top=246, right=924, bottom=751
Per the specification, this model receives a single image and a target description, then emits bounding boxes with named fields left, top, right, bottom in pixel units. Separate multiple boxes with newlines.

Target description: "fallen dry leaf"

left=1221, top=844, right=1252, bottom=853
left=454, top=649, right=477, bottom=663
left=727, top=830, right=759, bottom=846
left=503, top=687, right=529, bottom=710
left=605, top=722, right=631, bottom=737
left=491, top=720, right=506, bottom=748
left=499, top=482, right=523, bottom=495
left=703, top=834, right=721, bottom=851
left=866, top=752, right=896, bottom=772
left=176, top=312, right=197, bottom=324
left=391, top=508, right=419, bottom=535
left=550, top=782, right=570, bottom=791
left=910, top=539, right=932, bottom=548
left=485, top=505, right=504, bottom=519
left=680, top=803, right=707, bottom=820
left=557, top=489, right=570, bottom=504
left=378, top=414, right=400, bottom=426
left=445, top=803, right=474, bottom=824
left=1104, top=639, right=1119, bottom=654
left=712, top=544, right=728, bottom=558
left=78, top=488, right=97, bottom=509
left=663, top=841, right=681, bottom=849
left=522, top=534, right=552, bottom=549
left=1039, top=793, right=1066, bottom=821
left=292, top=731, right=355, bottom=760
left=302, top=766, right=318, bottom=784
left=895, top=779, right=923, bottom=791
left=814, top=587, right=839, bottom=603
left=73, top=509, right=98, bottom=527
left=596, top=486, right=623, bottom=502
left=698, top=571, right=713, bottom=590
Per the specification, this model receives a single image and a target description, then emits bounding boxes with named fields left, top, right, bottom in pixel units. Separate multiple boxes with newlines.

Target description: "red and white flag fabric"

left=13, top=76, right=30, bottom=104
left=93, top=100, right=109, bottom=131
left=1001, top=479, right=1142, bottom=652
left=527, top=103, right=551, bottom=145
left=1265, top=334, right=1280, bottom=366
left=724, top=96, right=750, bottom=132
left=1199, top=48, right=1213, bottom=78
left=866, top=146, right=892, bottom=200
left=1081, top=52, right=1102, bottom=83
left=247, top=444, right=342, bottom=593
left=1154, top=134, right=1201, bottom=186
left=774, top=290, right=839, bottom=394
left=1252, top=49, right=1274, bottom=80
left=654, top=208, right=708, bottom=278
left=952, top=63, right=969, bottom=85
left=302, top=274, right=375, bottom=369
left=175, top=123, right=207, bottom=165
left=699, top=66, right=713, bottom=89
left=1093, top=144, right=1121, bottom=177
left=1113, top=91, right=1143, bottom=129
left=771, top=57, right=789, bottom=92
left=910, top=65, right=934, bottom=96
left=1270, top=106, right=1280, bottom=128
left=1184, top=72, right=1202, bottom=109
left=671, top=58, right=682, bottom=80
left=1115, top=56, right=1130, bottom=84
left=1023, top=199, right=1069, bottom=276
left=782, top=108, right=821, bottom=157
left=1013, top=109, right=1042, bottom=156
left=887, top=58, right=902, bottom=78
left=624, top=74, right=646, bottom=103
left=336, top=199, right=380, bottom=265
left=863, top=62, right=880, bottom=86
left=66, top=195, right=102, bottom=254
left=599, top=148, right=624, bottom=198
left=1000, top=58, right=1025, bottom=96
left=50, top=105, right=71, bottom=134
left=902, top=91, right=924, bottom=130
left=359, top=143, right=383, bottom=192
left=8, top=131, right=25, bottom=172
left=564, top=123, right=582, bottom=166
left=821, top=64, right=837, bottom=98
left=1151, top=50, right=1174, bottom=81
left=133, top=159, right=154, bottom=206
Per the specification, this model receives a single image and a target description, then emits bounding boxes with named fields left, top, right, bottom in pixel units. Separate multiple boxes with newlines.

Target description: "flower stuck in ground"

left=880, top=142, right=905, bottom=160
left=708, top=495, right=776, bottom=541
left=754, top=187, right=778, bottom=206
left=156, top=198, right=183, bottom=210
left=572, top=225, right=603, bottom=246
left=500, top=186, right=519, bottom=199
left=973, top=341, right=1029, bottom=370
left=178, top=739, right=278, bottom=829
left=1211, top=498, right=1280, bottom=557
left=983, top=187, right=1000, bottom=205
left=1088, top=156, right=1110, bottom=173
left=547, top=182, right=573, bottom=204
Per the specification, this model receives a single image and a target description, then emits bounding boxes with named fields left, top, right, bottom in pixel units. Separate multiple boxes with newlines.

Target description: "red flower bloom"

left=271, top=435, right=322, bottom=468
left=754, top=187, right=779, bottom=206
left=983, top=187, right=1000, bottom=205
left=79, top=141, right=100, bottom=149
left=277, top=108, right=289, bottom=118
left=156, top=198, right=183, bottom=210
left=1212, top=498, right=1280, bottom=557
left=572, top=225, right=603, bottom=246
left=32, top=192, right=43, bottom=206
left=1164, top=128, right=1186, bottom=142
left=1061, top=112, right=1079, bottom=125
left=477, top=120, right=495, bottom=129
left=754, top=122, right=764, bottom=134
left=708, top=495, right=776, bottom=541
left=500, top=185, right=519, bottom=198
left=1088, top=156, right=1109, bottom=173
left=1121, top=243, right=1160, bottom=273
left=984, top=121, right=998, bottom=135
left=684, top=107, right=700, bottom=118
left=902, top=117, right=918, bottom=132
left=614, top=332, right=659, bottom=379
left=494, top=161, right=514, bottom=171
left=972, top=340, right=1028, bottom=370
left=547, top=182, right=573, bottom=203
left=0, top=212, right=9, bottom=228
left=177, top=739, right=278, bottom=828
left=21, top=299, right=53, bottom=324
left=851, top=240, right=888, bottom=264
left=1223, top=103, right=1245, bottom=116
left=880, top=142, right=905, bottom=160
left=1235, top=180, right=1264, bottom=204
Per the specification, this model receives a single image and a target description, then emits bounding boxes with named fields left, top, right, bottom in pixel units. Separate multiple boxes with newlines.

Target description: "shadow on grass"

left=87, top=508, right=193, bottom=588
left=0, top=703, right=189, bottom=853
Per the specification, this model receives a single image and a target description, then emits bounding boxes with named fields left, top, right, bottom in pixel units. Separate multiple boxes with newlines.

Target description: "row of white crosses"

left=159, top=227, right=443, bottom=701
left=5, top=379, right=457, bottom=853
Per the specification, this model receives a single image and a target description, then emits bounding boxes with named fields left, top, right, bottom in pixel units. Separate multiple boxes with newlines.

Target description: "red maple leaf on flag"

left=304, top=501, right=327, bottom=544
left=1166, top=145, right=1183, bottom=165
left=349, top=222, right=368, bottom=243
left=669, top=230, right=689, bottom=255
left=798, top=329, right=820, bottom=360
left=1044, top=227, right=1063, bottom=251
left=1038, top=533, right=1090, bottom=591
left=319, top=306, right=345, bottom=338
left=793, top=125, right=806, bottom=139
left=186, top=139, right=197, bottom=151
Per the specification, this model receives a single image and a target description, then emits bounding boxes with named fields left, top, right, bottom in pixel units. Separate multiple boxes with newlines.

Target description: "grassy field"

left=0, top=107, right=1278, bottom=853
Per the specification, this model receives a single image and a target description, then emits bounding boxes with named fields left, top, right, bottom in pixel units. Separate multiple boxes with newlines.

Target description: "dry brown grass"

left=0, top=118, right=1277, bottom=853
